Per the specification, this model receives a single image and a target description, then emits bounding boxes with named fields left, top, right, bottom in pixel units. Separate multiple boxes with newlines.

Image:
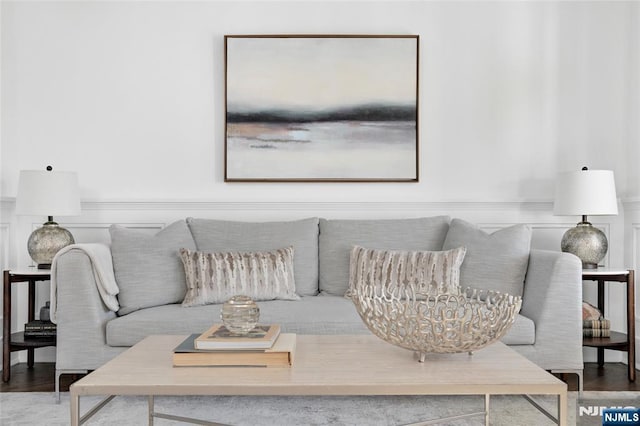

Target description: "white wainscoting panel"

left=62, top=223, right=165, bottom=246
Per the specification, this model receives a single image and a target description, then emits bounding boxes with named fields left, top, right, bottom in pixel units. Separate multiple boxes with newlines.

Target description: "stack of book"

left=583, top=318, right=611, bottom=338
left=24, top=320, right=56, bottom=339
left=173, top=324, right=295, bottom=367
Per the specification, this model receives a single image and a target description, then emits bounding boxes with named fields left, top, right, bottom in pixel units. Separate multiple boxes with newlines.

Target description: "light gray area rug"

left=0, top=391, right=636, bottom=425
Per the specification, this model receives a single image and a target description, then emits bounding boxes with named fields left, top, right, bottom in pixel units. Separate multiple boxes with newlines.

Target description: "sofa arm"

left=517, top=249, right=583, bottom=370
left=53, top=247, right=124, bottom=371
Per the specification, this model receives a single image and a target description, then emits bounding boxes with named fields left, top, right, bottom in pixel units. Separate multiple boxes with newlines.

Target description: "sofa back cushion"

left=180, top=247, right=299, bottom=307
left=187, top=217, right=319, bottom=296
left=319, top=216, right=450, bottom=296
left=110, top=220, right=197, bottom=315
left=442, top=218, right=531, bottom=296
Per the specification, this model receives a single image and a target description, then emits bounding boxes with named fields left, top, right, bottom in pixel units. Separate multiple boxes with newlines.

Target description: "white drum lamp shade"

left=16, top=168, right=81, bottom=268
left=553, top=170, right=618, bottom=217
left=16, top=170, right=81, bottom=216
left=553, top=168, right=618, bottom=269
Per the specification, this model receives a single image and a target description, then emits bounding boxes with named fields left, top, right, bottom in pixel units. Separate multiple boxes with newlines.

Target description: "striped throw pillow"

left=347, top=245, right=467, bottom=298
left=180, top=246, right=299, bottom=307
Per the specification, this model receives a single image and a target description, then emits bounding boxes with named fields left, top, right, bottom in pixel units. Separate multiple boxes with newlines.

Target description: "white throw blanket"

left=50, top=243, right=120, bottom=323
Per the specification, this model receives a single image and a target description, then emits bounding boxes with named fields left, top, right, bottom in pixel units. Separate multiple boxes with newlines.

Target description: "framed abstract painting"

left=224, top=35, right=419, bottom=182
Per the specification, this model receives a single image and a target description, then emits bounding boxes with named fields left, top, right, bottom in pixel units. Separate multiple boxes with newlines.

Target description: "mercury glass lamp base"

left=27, top=221, right=75, bottom=268
left=560, top=221, right=607, bottom=269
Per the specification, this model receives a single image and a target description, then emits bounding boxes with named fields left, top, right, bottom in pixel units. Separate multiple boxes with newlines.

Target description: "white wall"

left=2, top=1, right=636, bottom=202
left=1, top=1, right=638, bottom=368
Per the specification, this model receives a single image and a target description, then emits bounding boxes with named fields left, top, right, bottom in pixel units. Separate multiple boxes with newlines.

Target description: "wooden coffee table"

left=70, top=334, right=567, bottom=425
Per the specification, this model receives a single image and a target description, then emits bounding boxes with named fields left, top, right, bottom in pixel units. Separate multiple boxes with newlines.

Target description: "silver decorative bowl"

left=351, top=285, right=522, bottom=362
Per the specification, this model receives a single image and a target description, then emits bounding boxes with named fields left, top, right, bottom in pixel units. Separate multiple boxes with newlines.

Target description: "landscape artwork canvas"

left=224, top=35, right=419, bottom=182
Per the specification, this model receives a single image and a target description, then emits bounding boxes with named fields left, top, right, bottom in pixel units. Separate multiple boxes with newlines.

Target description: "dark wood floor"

left=0, top=362, right=638, bottom=392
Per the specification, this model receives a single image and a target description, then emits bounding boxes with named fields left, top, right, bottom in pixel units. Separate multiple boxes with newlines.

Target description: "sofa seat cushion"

left=106, top=296, right=534, bottom=348
left=501, top=313, right=535, bottom=345
left=187, top=217, right=319, bottom=296
left=319, top=216, right=451, bottom=296
left=106, top=295, right=369, bottom=347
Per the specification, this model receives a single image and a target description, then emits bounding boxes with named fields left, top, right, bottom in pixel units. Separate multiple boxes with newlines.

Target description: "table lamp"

left=553, top=166, right=618, bottom=269
left=16, top=166, right=81, bottom=269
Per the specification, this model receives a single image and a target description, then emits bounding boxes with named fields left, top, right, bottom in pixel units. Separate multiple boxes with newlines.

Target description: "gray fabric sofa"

left=51, top=216, right=584, bottom=397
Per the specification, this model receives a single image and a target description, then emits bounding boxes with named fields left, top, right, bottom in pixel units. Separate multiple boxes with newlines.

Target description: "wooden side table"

left=2, top=268, right=54, bottom=382
left=581, top=269, right=635, bottom=382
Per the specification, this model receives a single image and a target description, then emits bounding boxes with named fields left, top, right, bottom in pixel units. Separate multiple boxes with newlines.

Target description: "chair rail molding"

left=77, top=199, right=554, bottom=211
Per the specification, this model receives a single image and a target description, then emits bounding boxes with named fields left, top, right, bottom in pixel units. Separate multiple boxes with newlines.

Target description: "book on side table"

left=194, top=324, right=281, bottom=350
left=583, top=318, right=611, bottom=338
left=173, top=333, right=296, bottom=367
left=24, top=320, right=57, bottom=338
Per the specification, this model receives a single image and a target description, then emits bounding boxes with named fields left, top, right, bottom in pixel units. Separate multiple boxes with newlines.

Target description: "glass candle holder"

left=221, top=295, right=260, bottom=335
